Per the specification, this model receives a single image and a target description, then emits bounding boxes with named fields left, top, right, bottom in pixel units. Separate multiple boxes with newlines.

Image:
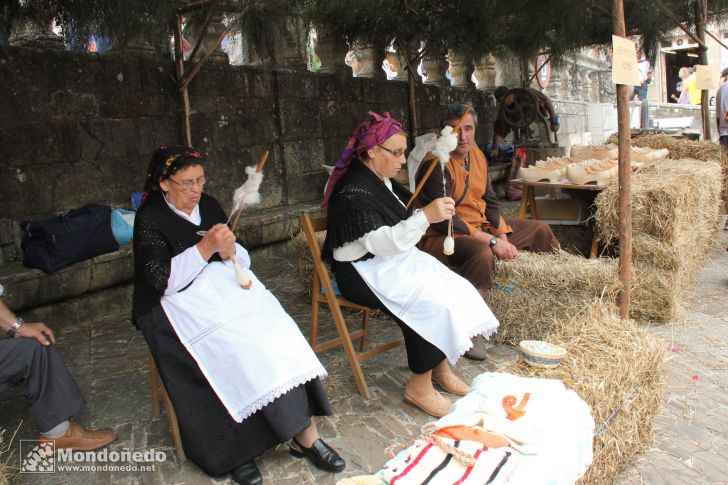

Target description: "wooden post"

left=174, top=15, right=192, bottom=146
left=696, top=0, right=711, bottom=140
left=612, top=0, right=632, bottom=320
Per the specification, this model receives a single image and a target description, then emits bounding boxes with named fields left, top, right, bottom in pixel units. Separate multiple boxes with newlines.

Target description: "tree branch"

left=656, top=1, right=707, bottom=49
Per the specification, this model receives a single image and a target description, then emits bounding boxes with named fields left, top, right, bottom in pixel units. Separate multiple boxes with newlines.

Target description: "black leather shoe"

left=230, top=460, right=263, bottom=485
left=290, top=438, right=346, bottom=472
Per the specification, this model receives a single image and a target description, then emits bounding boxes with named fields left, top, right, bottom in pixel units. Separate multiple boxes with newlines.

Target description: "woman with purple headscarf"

left=323, top=113, right=499, bottom=418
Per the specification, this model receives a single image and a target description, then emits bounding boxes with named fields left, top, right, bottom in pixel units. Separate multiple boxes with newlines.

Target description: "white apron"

left=161, top=261, right=327, bottom=423
left=352, top=247, right=499, bottom=364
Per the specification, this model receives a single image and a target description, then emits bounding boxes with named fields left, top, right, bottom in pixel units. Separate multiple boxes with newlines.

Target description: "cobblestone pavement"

left=615, top=235, right=728, bottom=485
left=1, top=233, right=727, bottom=485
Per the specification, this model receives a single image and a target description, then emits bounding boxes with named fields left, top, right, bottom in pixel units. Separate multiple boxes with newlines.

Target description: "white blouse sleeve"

left=333, top=210, right=430, bottom=261
left=164, top=245, right=208, bottom=295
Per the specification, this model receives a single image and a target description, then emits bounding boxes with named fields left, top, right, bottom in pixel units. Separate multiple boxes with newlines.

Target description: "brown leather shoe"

left=432, top=370, right=470, bottom=396
left=39, top=423, right=116, bottom=452
left=403, top=390, right=452, bottom=418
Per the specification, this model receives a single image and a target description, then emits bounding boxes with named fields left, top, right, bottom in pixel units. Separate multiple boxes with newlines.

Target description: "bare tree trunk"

left=612, top=0, right=633, bottom=320
left=174, top=15, right=192, bottom=146
left=696, top=0, right=711, bottom=140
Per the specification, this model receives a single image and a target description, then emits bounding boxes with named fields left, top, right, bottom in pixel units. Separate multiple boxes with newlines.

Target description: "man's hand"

left=197, top=223, right=236, bottom=261
left=16, top=322, right=56, bottom=346
left=491, top=239, right=518, bottom=260
left=422, top=197, right=456, bottom=224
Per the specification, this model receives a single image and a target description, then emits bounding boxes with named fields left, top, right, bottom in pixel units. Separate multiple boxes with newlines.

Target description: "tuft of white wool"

left=432, top=125, right=458, bottom=164
left=232, top=165, right=264, bottom=213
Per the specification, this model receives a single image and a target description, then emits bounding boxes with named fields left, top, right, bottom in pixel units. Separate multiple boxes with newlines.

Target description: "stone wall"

left=0, top=46, right=495, bottom=266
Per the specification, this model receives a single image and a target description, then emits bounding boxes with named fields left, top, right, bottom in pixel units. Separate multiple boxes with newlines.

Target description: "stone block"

left=277, top=70, right=318, bottom=99
left=0, top=219, right=14, bottom=245
left=279, top=99, right=322, bottom=141
left=82, top=118, right=155, bottom=160
left=202, top=144, right=284, bottom=211
left=286, top=171, right=327, bottom=205
left=138, top=58, right=176, bottom=95
left=318, top=100, right=368, bottom=138
left=282, top=139, right=326, bottom=175
left=415, top=84, right=441, bottom=106
left=0, top=120, right=81, bottom=167
left=63, top=53, right=143, bottom=94
left=323, top=136, right=350, bottom=165
left=0, top=47, right=67, bottom=92
left=98, top=93, right=175, bottom=119
left=316, top=72, right=360, bottom=100
left=236, top=201, right=319, bottom=249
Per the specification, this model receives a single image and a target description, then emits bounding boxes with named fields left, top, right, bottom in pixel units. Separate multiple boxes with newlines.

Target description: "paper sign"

left=695, top=65, right=718, bottom=90
left=611, top=35, right=642, bottom=86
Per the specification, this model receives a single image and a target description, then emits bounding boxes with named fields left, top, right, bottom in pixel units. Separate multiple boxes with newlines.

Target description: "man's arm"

left=0, top=300, right=55, bottom=345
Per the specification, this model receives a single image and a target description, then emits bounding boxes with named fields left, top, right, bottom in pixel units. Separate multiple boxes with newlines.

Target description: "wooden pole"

left=612, top=0, right=632, bottom=320
left=174, top=15, right=192, bottom=146
left=696, top=0, right=711, bottom=141
left=401, top=42, right=419, bottom=144
left=406, top=104, right=472, bottom=208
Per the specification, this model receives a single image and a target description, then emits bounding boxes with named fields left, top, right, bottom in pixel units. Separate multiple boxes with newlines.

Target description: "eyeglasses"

left=167, top=175, right=206, bottom=191
left=378, top=145, right=407, bottom=158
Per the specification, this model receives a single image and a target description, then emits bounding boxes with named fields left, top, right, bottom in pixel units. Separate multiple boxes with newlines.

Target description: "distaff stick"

left=229, top=150, right=269, bottom=231
left=228, top=150, right=269, bottom=290
left=405, top=104, right=472, bottom=209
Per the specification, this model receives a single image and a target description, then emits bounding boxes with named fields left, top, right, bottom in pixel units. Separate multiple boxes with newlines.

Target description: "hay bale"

left=605, top=133, right=728, bottom=206
left=595, top=159, right=722, bottom=245
left=594, top=159, right=722, bottom=322
left=502, top=303, right=667, bottom=485
left=487, top=251, right=621, bottom=345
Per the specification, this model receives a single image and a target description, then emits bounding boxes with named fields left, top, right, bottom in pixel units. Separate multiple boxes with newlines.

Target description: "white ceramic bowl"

left=519, top=340, right=567, bottom=368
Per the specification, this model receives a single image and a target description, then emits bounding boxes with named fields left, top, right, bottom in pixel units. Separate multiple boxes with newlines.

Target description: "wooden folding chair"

left=299, top=212, right=404, bottom=399
left=147, top=350, right=186, bottom=462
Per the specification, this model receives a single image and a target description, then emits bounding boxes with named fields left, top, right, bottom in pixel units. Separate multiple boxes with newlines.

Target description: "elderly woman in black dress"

left=133, top=146, right=344, bottom=485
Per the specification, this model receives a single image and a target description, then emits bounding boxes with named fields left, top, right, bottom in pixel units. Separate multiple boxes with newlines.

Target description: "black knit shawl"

left=323, top=160, right=413, bottom=264
left=131, top=190, right=228, bottom=326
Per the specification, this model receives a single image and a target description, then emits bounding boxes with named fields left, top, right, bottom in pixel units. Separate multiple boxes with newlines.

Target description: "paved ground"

left=1, top=232, right=727, bottom=484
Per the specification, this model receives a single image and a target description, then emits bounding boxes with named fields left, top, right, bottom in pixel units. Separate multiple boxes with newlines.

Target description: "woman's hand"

left=197, top=224, right=236, bottom=261
left=422, top=197, right=456, bottom=224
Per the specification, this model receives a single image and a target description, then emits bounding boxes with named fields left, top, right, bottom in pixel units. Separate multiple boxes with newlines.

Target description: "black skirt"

left=137, top=305, right=332, bottom=477
left=333, top=260, right=446, bottom=374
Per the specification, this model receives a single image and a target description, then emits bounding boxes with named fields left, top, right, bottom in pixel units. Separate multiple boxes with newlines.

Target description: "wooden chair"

left=299, top=212, right=404, bottom=399
left=147, top=350, right=186, bottom=462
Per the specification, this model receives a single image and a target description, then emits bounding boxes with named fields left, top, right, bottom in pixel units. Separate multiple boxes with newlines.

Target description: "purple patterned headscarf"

left=322, top=111, right=403, bottom=208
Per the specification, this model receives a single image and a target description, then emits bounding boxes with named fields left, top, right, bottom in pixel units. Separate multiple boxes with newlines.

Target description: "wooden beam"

left=612, top=0, right=632, bottom=320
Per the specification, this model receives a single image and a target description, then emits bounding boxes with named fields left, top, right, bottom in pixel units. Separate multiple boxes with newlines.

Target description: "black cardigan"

left=131, top=190, right=228, bottom=326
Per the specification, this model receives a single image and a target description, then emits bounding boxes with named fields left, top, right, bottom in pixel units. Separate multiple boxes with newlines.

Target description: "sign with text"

left=611, top=35, right=641, bottom=86
left=695, top=64, right=718, bottom=90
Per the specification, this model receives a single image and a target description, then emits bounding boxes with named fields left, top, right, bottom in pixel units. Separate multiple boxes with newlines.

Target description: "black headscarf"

left=143, top=145, right=205, bottom=196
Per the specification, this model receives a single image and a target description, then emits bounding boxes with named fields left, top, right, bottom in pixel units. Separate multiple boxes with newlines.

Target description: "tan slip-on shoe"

left=432, top=370, right=470, bottom=396
left=403, top=390, right=452, bottom=418
left=39, top=423, right=116, bottom=452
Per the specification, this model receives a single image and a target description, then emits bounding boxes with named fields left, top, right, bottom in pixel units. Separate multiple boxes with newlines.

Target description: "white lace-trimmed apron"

left=352, top=247, right=499, bottom=364
left=161, top=261, right=327, bottom=423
